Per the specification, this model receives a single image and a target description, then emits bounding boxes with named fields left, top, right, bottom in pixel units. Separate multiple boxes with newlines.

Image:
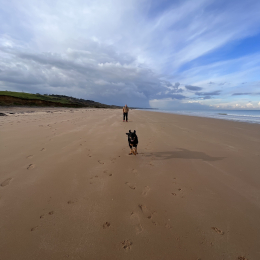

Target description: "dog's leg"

left=129, top=144, right=133, bottom=155
left=136, top=147, right=138, bottom=154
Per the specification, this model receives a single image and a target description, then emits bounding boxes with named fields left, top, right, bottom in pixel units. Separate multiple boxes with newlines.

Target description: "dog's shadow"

left=143, top=148, right=224, bottom=162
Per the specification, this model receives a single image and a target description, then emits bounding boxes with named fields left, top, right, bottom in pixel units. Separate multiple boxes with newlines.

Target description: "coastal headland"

left=1, top=107, right=260, bottom=259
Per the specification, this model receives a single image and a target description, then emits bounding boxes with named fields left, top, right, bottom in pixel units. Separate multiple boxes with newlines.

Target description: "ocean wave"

left=144, top=109, right=260, bottom=124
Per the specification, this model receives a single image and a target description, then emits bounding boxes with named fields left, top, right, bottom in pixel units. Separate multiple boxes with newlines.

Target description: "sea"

left=143, top=109, right=260, bottom=124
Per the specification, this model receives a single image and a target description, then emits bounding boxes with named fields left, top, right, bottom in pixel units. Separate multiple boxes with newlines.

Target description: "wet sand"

left=1, top=107, right=260, bottom=260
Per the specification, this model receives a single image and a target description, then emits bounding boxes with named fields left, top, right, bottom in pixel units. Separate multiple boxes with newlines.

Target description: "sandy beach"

left=1, top=107, right=260, bottom=260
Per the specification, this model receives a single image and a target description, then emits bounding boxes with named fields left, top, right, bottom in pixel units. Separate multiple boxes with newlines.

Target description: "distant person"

left=123, top=104, right=129, bottom=122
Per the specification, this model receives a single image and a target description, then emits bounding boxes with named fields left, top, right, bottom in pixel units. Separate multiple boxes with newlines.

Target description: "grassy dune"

left=0, top=91, right=121, bottom=108
left=0, top=91, right=70, bottom=104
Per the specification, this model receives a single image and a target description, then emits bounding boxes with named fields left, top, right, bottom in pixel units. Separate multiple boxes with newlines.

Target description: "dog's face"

left=126, top=130, right=137, bottom=142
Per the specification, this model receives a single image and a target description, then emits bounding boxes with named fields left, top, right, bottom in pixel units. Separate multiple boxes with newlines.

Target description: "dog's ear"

left=129, top=130, right=131, bottom=133
left=134, top=130, right=136, bottom=134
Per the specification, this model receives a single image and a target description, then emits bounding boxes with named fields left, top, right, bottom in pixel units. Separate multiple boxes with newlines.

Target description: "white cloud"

left=1, top=0, right=260, bottom=107
left=149, top=98, right=211, bottom=110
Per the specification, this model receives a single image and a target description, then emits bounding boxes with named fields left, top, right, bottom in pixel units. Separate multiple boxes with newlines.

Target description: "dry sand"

left=1, top=107, right=260, bottom=260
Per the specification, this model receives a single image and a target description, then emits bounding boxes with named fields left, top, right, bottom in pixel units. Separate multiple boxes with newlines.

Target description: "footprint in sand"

left=237, top=257, right=248, bottom=260
left=142, top=186, right=150, bottom=196
left=31, top=226, right=38, bottom=231
left=1, top=178, right=13, bottom=187
left=40, top=214, right=45, bottom=219
left=67, top=200, right=75, bottom=204
left=48, top=211, right=54, bottom=215
left=138, top=204, right=153, bottom=220
left=41, top=148, right=46, bottom=152
left=103, top=222, right=111, bottom=229
left=138, top=205, right=158, bottom=225
left=211, top=227, right=224, bottom=235
left=109, top=174, right=113, bottom=177
left=125, top=182, right=136, bottom=190
left=165, top=223, right=172, bottom=229
left=98, top=160, right=104, bottom=164
left=151, top=220, right=158, bottom=226
left=121, top=240, right=132, bottom=251
left=132, top=169, right=137, bottom=174
left=130, top=212, right=143, bottom=234
left=27, top=164, right=35, bottom=170
left=26, top=155, right=33, bottom=159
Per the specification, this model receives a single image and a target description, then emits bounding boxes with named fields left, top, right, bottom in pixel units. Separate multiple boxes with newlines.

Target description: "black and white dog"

left=126, top=130, right=138, bottom=155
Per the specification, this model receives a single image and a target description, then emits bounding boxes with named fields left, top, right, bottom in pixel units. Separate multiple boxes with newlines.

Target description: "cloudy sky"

left=1, top=0, right=260, bottom=109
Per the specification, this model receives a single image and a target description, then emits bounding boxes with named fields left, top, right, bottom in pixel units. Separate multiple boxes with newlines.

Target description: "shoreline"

left=139, top=108, right=260, bottom=125
left=2, top=105, right=260, bottom=125
left=1, top=108, right=260, bottom=259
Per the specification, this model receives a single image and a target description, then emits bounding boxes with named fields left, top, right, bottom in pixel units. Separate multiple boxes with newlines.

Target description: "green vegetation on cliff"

left=0, top=91, right=71, bottom=104
left=0, top=91, right=120, bottom=108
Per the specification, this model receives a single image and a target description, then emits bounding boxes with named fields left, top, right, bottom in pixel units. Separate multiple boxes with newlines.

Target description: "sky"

left=0, top=0, right=260, bottom=109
